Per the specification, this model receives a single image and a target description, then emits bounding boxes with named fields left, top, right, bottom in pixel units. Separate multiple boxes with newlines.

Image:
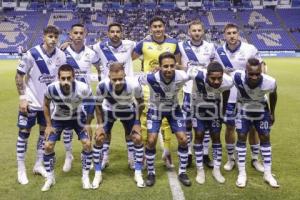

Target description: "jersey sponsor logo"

left=38, top=74, right=56, bottom=84
left=149, top=59, right=159, bottom=68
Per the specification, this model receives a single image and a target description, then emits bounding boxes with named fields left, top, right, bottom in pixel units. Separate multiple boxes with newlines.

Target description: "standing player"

left=233, top=58, right=279, bottom=188
left=92, top=22, right=136, bottom=169
left=93, top=63, right=145, bottom=188
left=187, top=62, right=233, bottom=184
left=132, top=16, right=181, bottom=169
left=139, top=52, right=191, bottom=187
left=179, top=20, right=215, bottom=168
left=42, top=64, right=94, bottom=191
left=62, top=23, right=101, bottom=173
left=15, top=25, right=66, bottom=185
left=215, top=23, right=264, bottom=172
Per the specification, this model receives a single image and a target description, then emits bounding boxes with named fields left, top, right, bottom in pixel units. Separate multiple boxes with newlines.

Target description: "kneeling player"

left=42, top=64, right=94, bottom=191
left=188, top=62, right=233, bottom=184
left=234, top=58, right=279, bottom=188
left=93, top=63, right=145, bottom=188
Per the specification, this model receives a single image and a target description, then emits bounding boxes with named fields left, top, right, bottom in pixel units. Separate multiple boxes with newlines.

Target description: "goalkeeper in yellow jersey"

left=132, top=16, right=182, bottom=169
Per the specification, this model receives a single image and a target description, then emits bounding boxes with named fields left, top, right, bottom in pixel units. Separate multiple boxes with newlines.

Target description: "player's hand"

left=45, top=126, right=55, bottom=141
left=94, top=127, right=106, bottom=143
left=59, top=41, right=71, bottom=51
left=270, top=113, right=275, bottom=125
left=84, top=124, right=93, bottom=139
left=19, top=99, right=28, bottom=114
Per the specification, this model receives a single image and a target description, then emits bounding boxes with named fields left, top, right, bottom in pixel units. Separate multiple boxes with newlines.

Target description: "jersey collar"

left=225, top=40, right=241, bottom=53
left=159, top=71, right=175, bottom=85
left=70, top=45, right=85, bottom=54
left=189, top=40, right=203, bottom=47
left=108, top=40, right=122, bottom=49
left=40, top=44, right=56, bottom=58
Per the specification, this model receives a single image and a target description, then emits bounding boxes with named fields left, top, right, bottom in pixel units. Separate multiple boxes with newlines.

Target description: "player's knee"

left=44, top=142, right=54, bottom=153
left=177, top=134, right=188, bottom=146
left=147, top=136, right=156, bottom=148
left=225, top=124, right=235, bottom=133
left=194, top=132, right=204, bottom=144
left=82, top=140, right=92, bottom=152
left=259, top=134, right=270, bottom=143
left=132, top=132, right=142, bottom=145
left=210, top=133, right=221, bottom=143
left=237, top=133, right=247, bottom=142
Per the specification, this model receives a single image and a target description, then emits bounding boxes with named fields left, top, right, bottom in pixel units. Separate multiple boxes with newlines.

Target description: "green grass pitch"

left=0, top=58, right=299, bottom=200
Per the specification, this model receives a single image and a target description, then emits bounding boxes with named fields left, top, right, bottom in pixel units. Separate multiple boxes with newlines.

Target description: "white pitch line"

left=158, top=132, right=185, bottom=200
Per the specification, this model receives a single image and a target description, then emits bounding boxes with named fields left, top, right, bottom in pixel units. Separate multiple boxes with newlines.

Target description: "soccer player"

left=139, top=52, right=191, bottom=187
left=215, top=23, right=264, bottom=172
left=93, top=62, right=145, bottom=188
left=132, top=16, right=181, bottom=169
left=233, top=58, right=279, bottom=188
left=187, top=61, right=233, bottom=184
left=179, top=19, right=215, bottom=168
left=92, top=22, right=136, bottom=169
left=62, top=23, right=101, bottom=173
left=15, top=25, right=66, bottom=185
left=42, top=64, right=94, bottom=191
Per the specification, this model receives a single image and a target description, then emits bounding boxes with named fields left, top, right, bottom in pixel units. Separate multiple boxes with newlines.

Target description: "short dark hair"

left=188, top=20, right=204, bottom=30
left=108, top=22, right=123, bottom=32
left=71, top=23, right=85, bottom=30
left=207, top=61, right=224, bottom=74
left=109, top=62, right=125, bottom=73
left=223, top=23, right=239, bottom=33
left=247, top=58, right=261, bottom=67
left=58, top=64, right=74, bottom=77
left=43, top=25, right=60, bottom=35
left=149, top=16, right=165, bottom=26
left=159, top=52, right=176, bottom=66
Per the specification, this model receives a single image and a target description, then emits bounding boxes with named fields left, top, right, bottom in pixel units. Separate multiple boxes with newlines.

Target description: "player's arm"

left=131, top=40, right=143, bottom=61
left=269, top=85, right=277, bottom=125
left=15, top=52, right=33, bottom=114
left=175, top=53, right=184, bottom=70
left=43, top=96, right=55, bottom=141
left=15, top=71, right=28, bottom=113
left=261, top=61, right=268, bottom=74
left=222, top=90, right=230, bottom=116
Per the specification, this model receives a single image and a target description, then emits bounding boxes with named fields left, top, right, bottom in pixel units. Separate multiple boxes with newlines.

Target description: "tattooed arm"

left=15, top=72, right=28, bottom=113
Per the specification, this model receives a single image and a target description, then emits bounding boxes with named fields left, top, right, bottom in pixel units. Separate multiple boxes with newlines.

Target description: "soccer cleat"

left=33, top=163, right=47, bottom=178
left=251, top=159, right=264, bottom=173
left=236, top=172, right=247, bottom=188
left=224, top=159, right=235, bottom=171
left=264, top=173, right=280, bottom=188
left=203, top=155, right=214, bottom=168
left=91, top=171, right=102, bottom=189
left=187, top=154, right=193, bottom=168
left=146, top=173, right=156, bottom=187
left=134, top=171, right=145, bottom=188
left=41, top=176, right=55, bottom=192
left=62, top=155, right=73, bottom=172
left=82, top=175, right=91, bottom=190
left=18, top=169, right=29, bottom=185
left=195, top=168, right=205, bottom=184
left=178, top=173, right=192, bottom=187
left=212, top=168, right=225, bottom=184
left=162, top=153, right=175, bottom=170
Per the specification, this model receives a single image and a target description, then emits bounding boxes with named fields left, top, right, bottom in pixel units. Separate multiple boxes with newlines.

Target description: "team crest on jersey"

left=47, top=59, right=53, bottom=65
